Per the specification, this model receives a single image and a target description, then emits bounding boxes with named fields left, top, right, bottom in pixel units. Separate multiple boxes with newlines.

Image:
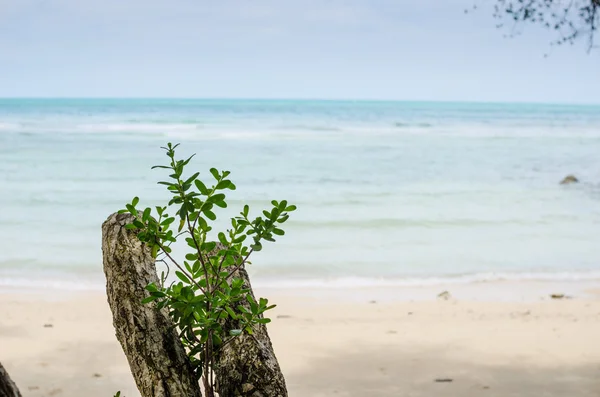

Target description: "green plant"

left=119, top=143, right=296, bottom=397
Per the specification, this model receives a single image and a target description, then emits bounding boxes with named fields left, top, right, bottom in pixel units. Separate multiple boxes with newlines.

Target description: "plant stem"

left=155, top=241, right=205, bottom=294
left=225, top=248, right=254, bottom=280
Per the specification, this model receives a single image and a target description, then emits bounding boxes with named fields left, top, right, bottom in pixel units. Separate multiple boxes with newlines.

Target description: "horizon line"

left=0, top=97, right=599, bottom=107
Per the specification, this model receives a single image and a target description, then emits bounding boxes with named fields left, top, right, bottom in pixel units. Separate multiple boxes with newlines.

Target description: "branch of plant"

left=155, top=240, right=206, bottom=294
left=224, top=248, right=254, bottom=281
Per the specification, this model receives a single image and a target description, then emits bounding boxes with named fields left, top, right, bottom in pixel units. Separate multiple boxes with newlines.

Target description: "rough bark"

left=102, top=212, right=202, bottom=397
left=214, top=261, right=288, bottom=397
left=0, top=361, right=22, bottom=397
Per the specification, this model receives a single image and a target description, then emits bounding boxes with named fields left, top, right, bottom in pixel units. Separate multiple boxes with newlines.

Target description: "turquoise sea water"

left=1, top=99, right=600, bottom=290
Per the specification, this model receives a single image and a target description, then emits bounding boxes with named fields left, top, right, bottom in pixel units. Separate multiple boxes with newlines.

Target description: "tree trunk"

left=215, top=265, right=288, bottom=397
left=102, top=212, right=202, bottom=397
left=0, top=361, right=22, bottom=397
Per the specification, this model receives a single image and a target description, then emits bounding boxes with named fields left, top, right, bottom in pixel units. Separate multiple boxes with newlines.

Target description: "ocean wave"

left=278, top=124, right=342, bottom=132
left=288, top=217, right=578, bottom=229
left=0, top=122, right=21, bottom=131
left=4, top=120, right=600, bottom=140
left=0, top=276, right=104, bottom=291
left=252, top=271, right=600, bottom=289
left=3, top=270, right=599, bottom=292
left=394, top=122, right=433, bottom=128
left=0, top=122, right=202, bottom=135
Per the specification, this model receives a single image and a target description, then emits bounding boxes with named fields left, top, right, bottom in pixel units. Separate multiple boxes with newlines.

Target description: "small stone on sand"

left=550, top=294, right=572, bottom=300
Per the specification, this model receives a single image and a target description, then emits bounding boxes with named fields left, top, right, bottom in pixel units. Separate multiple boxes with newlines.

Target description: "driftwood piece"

left=215, top=262, right=288, bottom=397
left=102, top=212, right=202, bottom=397
left=0, top=361, right=22, bottom=397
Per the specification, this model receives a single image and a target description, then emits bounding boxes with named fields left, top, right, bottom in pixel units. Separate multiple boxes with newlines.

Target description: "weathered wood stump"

left=0, top=361, right=22, bottom=397
left=102, top=212, right=288, bottom=397
left=102, top=212, right=202, bottom=397
left=215, top=266, right=288, bottom=397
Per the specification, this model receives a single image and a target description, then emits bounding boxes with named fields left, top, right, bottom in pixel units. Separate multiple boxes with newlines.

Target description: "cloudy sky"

left=0, top=0, right=598, bottom=102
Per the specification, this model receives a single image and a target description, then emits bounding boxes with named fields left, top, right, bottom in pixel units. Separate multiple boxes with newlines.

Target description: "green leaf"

left=184, top=172, right=200, bottom=185
left=225, top=306, right=238, bottom=320
left=229, top=329, right=242, bottom=336
left=210, top=168, right=220, bottom=180
left=251, top=242, right=262, bottom=252
left=124, top=223, right=137, bottom=230
left=204, top=209, right=216, bottom=221
left=243, top=205, right=249, bottom=217
left=179, top=203, right=188, bottom=220
left=247, top=294, right=258, bottom=313
left=277, top=214, right=289, bottom=223
left=161, top=217, right=175, bottom=227
left=203, top=241, right=216, bottom=252
left=194, top=180, right=209, bottom=195
left=233, top=235, right=247, bottom=244
left=214, top=200, right=227, bottom=209
left=231, top=278, right=244, bottom=289
left=256, top=318, right=271, bottom=324
left=272, top=228, right=285, bottom=236
left=210, top=193, right=226, bottom=203
left=218, top=232, right=228, bottom=245
left=141, top=296, right=158, bottom=304
left=285, top=205, right=297, bottom=212
left=216, top=180, right=231, bottom=190
left=198, top=216, right=208, bottom=231
left=182, top=153, right=196, bottom=166
left=175, top=270, right=191, bottom=284
left=185, top=253, right=197, bottom=261
left=142, top=207, right=151, bottom=222
left=212, top=333, right=222, bottom=346
left=132, top=197, right=140, bottom=207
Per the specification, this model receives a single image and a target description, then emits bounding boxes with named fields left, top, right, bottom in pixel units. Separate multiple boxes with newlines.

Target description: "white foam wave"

left=3, top=119, right=600, bottom=139
left=2, top=270, right=600, bottom=292
left=251, top=271, right=600, bottom=289
left=0, top=276, right=104, bottom=291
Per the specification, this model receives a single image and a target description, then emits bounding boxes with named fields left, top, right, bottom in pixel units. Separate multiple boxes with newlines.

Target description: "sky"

left=0, top=0, right=598, bottom=102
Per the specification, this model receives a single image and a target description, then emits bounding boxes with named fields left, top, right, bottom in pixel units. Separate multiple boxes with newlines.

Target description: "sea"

left=1, top=99, right=600, bottom=291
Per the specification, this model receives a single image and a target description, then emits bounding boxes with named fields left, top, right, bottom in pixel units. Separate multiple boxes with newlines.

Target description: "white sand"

left=2, top=282, right=600, bottom=397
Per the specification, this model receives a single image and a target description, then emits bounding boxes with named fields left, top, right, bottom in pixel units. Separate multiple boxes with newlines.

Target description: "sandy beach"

left=2, top=282, right=600, bottom=397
